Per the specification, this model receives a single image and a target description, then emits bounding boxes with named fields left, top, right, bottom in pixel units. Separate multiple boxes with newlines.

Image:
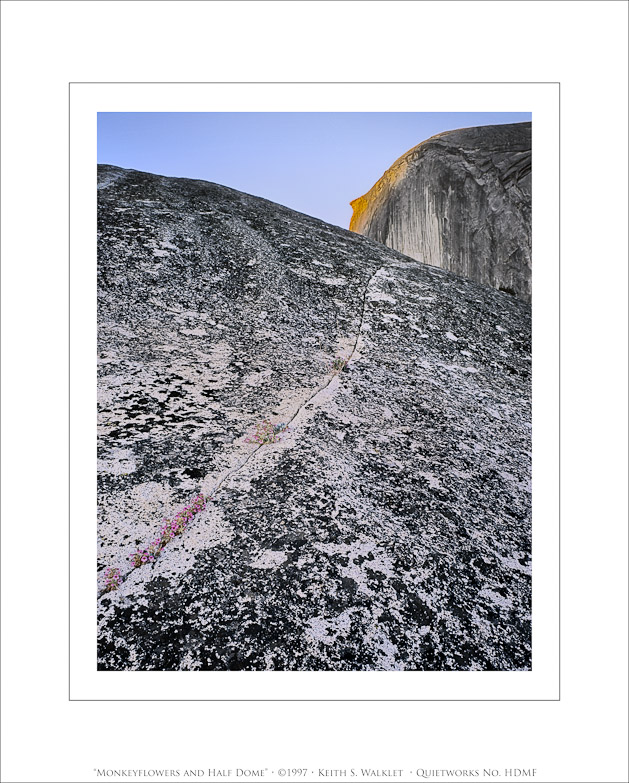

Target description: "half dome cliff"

left=350, top=122, right=532, bottom=301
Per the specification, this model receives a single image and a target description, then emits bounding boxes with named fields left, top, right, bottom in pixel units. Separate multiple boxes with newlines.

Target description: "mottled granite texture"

left=350, top=122, right=532, bottom=301
left=97, top=165, right=532, bottom=671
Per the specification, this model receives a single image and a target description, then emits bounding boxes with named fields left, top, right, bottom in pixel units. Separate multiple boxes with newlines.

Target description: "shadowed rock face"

left=350, top=122, right=532, bottom=301
left=97, top=165, right=531, bottom=671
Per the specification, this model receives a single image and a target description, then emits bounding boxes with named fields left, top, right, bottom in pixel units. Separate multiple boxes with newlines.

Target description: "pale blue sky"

left=98, top=112, right=531, bottom=229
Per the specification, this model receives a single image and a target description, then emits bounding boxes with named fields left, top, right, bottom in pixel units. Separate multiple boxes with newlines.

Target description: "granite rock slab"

left=97, top=165, right=532, bottom=671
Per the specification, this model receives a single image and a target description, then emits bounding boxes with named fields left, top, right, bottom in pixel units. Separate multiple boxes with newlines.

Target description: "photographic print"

left=96, top=111, right=532, bottom=672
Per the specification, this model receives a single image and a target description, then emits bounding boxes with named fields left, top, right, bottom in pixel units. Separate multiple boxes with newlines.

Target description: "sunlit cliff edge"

left=350, top=122, right=532, bottom=301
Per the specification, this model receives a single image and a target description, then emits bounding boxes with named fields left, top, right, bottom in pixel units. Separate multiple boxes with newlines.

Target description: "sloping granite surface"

left=350, top=122, right=532, bottom=301
left=97, top=165, right=532, bottom=671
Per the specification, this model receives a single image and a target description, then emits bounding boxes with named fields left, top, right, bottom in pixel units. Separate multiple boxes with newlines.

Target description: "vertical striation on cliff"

left=350, top=122, right=532, bottom=300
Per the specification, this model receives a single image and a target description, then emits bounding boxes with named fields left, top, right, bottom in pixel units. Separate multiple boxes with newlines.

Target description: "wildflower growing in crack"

left=104, top=567, right=121, bottom=592
left=331, top=356, right=350, bottom=373
left=245, top=420, right=291, bottom=445
left=128, top=493, right=208, bottom=569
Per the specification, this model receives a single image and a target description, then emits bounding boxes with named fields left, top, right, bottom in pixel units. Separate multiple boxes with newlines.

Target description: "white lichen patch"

left=374, top=633, right=404, bottom=670
left=244, top=369, right=274, bottom=387
left=440, top=363, right=480, bottom=374
left=249, top=549, right=288, bottom=569
left=305, top=609, right=354, bottom=646
left=479, top=587, right=514, bottom=610
left=367, top=291, right=397, bottom=304
left=97, top=448, right=137, bottom=475
left=417, top=471, right=443, bottom=490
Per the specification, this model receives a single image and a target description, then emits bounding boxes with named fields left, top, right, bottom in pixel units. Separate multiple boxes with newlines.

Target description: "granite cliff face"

left=97, top=165, right=531, bottom=671
left=350, top=122, right=532, bottom=301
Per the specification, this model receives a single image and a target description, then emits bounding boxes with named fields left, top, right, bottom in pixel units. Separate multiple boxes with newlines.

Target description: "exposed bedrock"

left=350, top=122, right=532, bottom=301
left=97, top=165, right=531, bottom=671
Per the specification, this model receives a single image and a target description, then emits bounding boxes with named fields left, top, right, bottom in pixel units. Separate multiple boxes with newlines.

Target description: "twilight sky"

left=98, top=112, right=531, bottom=229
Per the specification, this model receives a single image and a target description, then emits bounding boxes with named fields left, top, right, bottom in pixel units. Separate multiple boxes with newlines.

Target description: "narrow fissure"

left=98, top=263, right=384, bottom=600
